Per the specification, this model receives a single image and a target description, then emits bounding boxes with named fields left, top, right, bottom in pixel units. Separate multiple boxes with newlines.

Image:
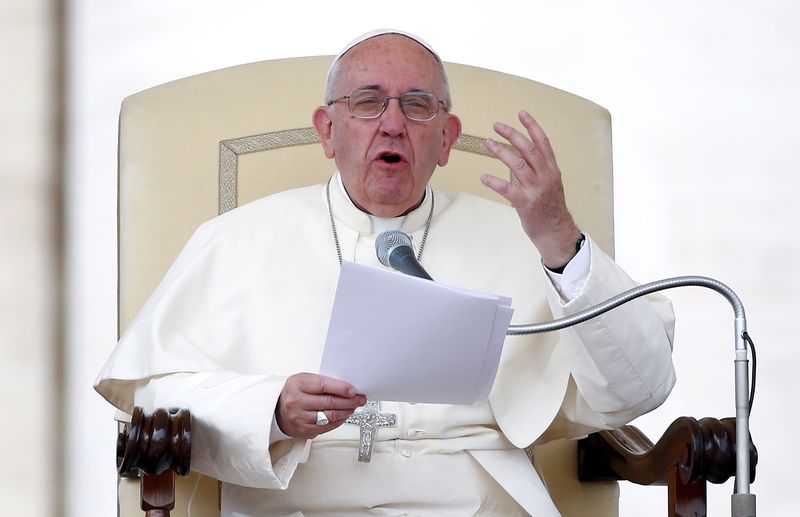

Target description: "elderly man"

left=97, top=30, right=676, bottom=516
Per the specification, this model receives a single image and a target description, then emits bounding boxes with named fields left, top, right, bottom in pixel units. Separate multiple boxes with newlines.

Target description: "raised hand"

left=480, top=110, right=583, bottom=269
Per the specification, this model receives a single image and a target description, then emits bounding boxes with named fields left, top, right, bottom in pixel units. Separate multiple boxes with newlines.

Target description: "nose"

left=379, top=97, right=407, bottom=138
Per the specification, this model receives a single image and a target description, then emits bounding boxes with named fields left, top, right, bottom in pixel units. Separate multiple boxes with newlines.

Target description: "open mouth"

left=378, top=152, right=403, bottom=164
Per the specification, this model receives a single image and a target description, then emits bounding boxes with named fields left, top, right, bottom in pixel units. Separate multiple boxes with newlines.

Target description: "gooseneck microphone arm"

left=374, top=230, right=755, bottom=514
left=508, top=276, right=743, bottom=335
left=508, top=275, right=755, bottom=516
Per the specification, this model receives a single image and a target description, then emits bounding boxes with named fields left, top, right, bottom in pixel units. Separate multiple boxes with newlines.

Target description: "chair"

left=113, top=56, right=754, bottom=516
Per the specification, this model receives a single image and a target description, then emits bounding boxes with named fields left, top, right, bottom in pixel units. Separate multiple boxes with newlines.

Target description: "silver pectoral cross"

left=345, top=400, right=397, bottom=463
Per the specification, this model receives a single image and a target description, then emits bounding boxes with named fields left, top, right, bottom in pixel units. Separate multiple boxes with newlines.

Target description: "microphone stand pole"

left=507, top=276, right=756, bottom=517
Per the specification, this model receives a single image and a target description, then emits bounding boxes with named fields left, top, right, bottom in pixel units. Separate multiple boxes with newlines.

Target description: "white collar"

left=330, top=171, right=433, bottom=236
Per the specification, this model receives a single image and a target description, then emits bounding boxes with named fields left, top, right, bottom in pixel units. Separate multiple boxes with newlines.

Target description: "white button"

left=408, top=428, right=426, bottom=437
left=400, top=449, right=411, bottom=457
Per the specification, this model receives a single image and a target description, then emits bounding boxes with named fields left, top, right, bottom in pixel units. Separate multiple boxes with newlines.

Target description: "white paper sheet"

left=319, top=261, right=513, bottom=404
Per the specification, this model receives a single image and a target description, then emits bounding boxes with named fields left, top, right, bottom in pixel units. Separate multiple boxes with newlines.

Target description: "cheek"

left=416, top=132, right=446, bottom=167
left=331, top=136, right=356, bottom=167
left=333, top=125, right=369, bottom=162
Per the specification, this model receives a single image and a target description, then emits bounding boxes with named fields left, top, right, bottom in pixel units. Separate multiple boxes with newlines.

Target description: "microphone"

left=375, top=230, right=433, bottom=280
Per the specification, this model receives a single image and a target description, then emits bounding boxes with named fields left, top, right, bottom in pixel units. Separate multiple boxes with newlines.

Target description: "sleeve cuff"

left=269, top=415, right=292, bottom=444
left=543, top=235, right=592, bottom=302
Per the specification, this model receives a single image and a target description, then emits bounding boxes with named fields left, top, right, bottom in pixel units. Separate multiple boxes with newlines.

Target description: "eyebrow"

left=353, top=85, right=434, bottom=95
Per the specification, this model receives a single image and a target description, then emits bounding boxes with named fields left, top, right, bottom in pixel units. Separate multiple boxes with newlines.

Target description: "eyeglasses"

left=327, top=89, right=447, bottom=122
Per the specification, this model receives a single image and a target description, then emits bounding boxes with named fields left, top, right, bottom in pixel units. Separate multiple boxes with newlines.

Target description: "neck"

left=337, top=174, right=426, bottom=218
left=326, top=176, right=435, bottom=266
left=352, top=197, right=425, bottom=218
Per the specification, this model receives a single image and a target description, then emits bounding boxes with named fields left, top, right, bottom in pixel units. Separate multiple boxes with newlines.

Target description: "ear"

left=313, top=106, right=336, bottom=159
left=437, top=113, right=462, bottom=167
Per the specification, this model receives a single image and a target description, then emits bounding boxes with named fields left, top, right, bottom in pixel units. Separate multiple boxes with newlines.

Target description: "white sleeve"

left=134, top=372, right=309, bottom=489
left=543, top=236, right=677, bottom=430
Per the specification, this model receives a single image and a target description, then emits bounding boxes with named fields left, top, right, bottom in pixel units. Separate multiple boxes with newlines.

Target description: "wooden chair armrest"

left=117, top=407, right=192, bottom=517
left=578, top=416, right=757, bottom=517
left=578, top=416, right=757, bottom=486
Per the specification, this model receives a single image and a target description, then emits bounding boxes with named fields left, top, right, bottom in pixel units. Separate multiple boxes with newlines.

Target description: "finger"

left=480, top=173, right=524, bottom=207
left=303, top=407, right=357, bottom=433
left=317, top=374, right=361, bottom=398
left=281, top=407, right=337, bottom=433
left=303, top=393, right=367, bottom=412
left=315, top=407, right=358, bottom=426
left=293, top=373, right=359, bottom=398
left=491, top=122, right=543, bottom=182
left=517, top=111, right=558, bottom=170
left=484, top=137, right=531, bottom=184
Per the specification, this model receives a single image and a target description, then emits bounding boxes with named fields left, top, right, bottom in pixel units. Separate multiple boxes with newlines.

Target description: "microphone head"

left=375, top=230, right=413, bottom=267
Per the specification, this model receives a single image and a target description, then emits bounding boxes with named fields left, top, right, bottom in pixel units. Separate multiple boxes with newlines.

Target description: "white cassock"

left=96, top=175, right=676, bottom=516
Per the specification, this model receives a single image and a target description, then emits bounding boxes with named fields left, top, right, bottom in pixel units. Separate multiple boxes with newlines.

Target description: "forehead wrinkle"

left=337, top=37, right=441, bottom=87
left=347, top=34, right=433, bottom=59
left=351, top=86, right=436, bottom=96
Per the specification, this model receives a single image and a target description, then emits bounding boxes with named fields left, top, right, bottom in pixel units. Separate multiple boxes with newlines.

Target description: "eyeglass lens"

left=348, top=90, right=440, bottom=121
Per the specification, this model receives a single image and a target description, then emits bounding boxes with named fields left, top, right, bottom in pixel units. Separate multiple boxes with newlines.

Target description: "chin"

left=362, top=192, right=410, bottom=215
left=367, top=179, right=412, bottom=202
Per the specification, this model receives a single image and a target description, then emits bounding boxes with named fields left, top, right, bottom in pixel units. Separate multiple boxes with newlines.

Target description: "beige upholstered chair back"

left=117, top=56, right=617, bottom=516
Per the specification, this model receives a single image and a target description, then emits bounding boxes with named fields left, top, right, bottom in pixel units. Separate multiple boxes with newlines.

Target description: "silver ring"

left=315, top=410, right=330, bottom=426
